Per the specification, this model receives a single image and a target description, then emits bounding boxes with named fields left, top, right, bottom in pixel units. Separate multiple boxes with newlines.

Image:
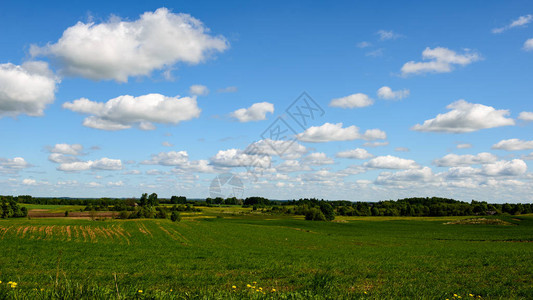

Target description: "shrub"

left=171, top=211, right=181, bottom=222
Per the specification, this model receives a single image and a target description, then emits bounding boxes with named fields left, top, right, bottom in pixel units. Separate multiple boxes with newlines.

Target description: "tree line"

left=0, top=196, right=28, bottom=218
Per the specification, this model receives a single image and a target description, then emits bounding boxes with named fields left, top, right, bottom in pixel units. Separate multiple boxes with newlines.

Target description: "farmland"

left=0, top=206, right=532, bottom=299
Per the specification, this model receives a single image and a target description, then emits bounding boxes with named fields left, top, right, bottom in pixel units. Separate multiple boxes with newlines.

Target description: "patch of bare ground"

left=445, top=218, right=514, bottom=225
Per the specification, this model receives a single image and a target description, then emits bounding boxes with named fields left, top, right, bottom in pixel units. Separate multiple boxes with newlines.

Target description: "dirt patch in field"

left=27, top=211, right=116, bottom=218
left=444, top=218, right=514, bottom=225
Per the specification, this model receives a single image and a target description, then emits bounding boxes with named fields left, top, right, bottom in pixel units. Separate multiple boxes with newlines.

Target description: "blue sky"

left=1, top=0, right=532, bottom=202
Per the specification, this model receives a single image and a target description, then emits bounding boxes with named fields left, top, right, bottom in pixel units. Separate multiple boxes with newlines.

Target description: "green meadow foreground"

left=0, top=208, right=532, bottom=299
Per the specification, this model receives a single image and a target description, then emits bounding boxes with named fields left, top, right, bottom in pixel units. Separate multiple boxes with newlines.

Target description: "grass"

left=0, top=210, right=532, bottom=299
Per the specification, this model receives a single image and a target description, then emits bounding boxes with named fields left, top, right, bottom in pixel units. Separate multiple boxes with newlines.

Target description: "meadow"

left=0, top=207, right=532, bottom=299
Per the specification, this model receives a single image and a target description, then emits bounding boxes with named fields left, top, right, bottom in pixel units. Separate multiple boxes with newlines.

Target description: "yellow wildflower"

left=259, top=287, right=262, bottom=291
left=138, top=290, right=143, bottom=293
left=247, top=284, right=252, bottom=288
left=469, top=294, right=474, bottom=297
left=232, top=285, right=236, bottom=289
left=271, top=288, right=276, bottom=292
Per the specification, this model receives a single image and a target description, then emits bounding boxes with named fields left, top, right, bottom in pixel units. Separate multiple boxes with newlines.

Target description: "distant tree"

left=140, top=193, right=148, bottom=206
left=148, top=193, right=159, bottom=207
left=171, top=211, right=181, bottom=222
left=305, top=208, right=326, bottom=221
left=170, top=196, right=187, bottom=204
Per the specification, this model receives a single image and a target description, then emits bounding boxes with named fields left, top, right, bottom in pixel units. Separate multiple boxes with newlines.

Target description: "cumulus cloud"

left=210, top=148, right=271, bottom=168
left=482, top=159, right=527, bottom=176
left=57, top=157, right=123, bottom=172
left=22, top=178, right=38, bottom=186
left=302, top=152, right=335, bottom=165
left=443, top=159, right=527, bottom=178
left=63, top=93, right=201, bottom=130
left=48, top=153, right=80, bottom=164
left=375, top=167, right=435, bottom=185
left=189, top=84, right=209, bottom=96
left=401, top=47, right=480, bottom=76
left=245, top=139, right=307, bottom=159
left=395, top=147, right=410, bottom=152
left=518, top=111, right=533, bottom=121
left=0, top=61, right=58, bottom=117
left=377, top=86, right=410, bottom=100
left=492, top=15, right=533, bottom=33
left=50, top=143, right=83, bottom=155
left=492, top=139, right=533, bottom=151
left=364, top=155, right=419, bottom=169
left=329, top=93, right=373, bottom=108
left=230, top=102, right=274, bottom=122
left=524, top=39, right=533, bottom=51
left=377, top=30, right=401, bottom=41
left=297, top=123, right=386, bottom=143
left=433, top=152, right=498, bottom=167
left=336, top=148, right=374, bottom=159
left=142, top=150, right=216, bottom=173
left=412, top=100, right=514, bottom=133
left=31, top=8, right=228, bottom=82
left=0, top=157, right=31, bottom=174
left=275, top=160, right=312, bottom=173
left=162, top=141, right=173, bottom=147
left=142, top=151, right=189, bottom=166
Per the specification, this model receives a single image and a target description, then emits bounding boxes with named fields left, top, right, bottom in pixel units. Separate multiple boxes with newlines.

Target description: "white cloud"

left=230, top=102, right=274, bottom=122
left=210, top=148, right=271, bottom=168
left=302, top=152, right=334, bottom=165
left=162, top=141, right=173, bottom=147
left=433, top=152, right=498, bottom=167
left=22, top=178, right=37, bottom=186
left=492, top=15, right=533, bottom=33
left=245, top=139, right=307, bottom=159
left=364, top=155, right=419, bottom=169
left=377, top=86, right=410, bottom=100
left=492, top=139, right=533, bottom=151
left=443, top=159, right=527, bottom=178
left=336, top=148, right=374, bottom=159
left=217, top=86, right=238, bottom=93
left=329, top=93, right=373, bottom=108
left=412, top=100, right=514, bottom=133
left=0, top=61, right=58, bottom=117
left=107, top=180, right=124, bottom=187
left=142, top=151, right=189, bottom=166
left=518, top=111, right=533, bottom=121
left=375, top=167, right=435, bottom=185
left=48, top=153, right=80, bottom=164
left=524, top=38, right=533, bottom=51
left=377, top=30, right=401, bottom=41
left=0, top=157, right=31, bottom=174
left=275, top=160, right=311, bottom=173
left=401, top=47, right=480, bottom=76
left=482, top=159, right=527, bottom=176
left=357, top=41, right=371, bottom=48
left=50, top=143, right=83, bottom=155
left=142, top=150, right=217, bottom=173
left=297, top=122, right=386, bottom=143
left=63, top=93, right=201, bottom=130
left=57, top=157, right=122, bottom=172
left=189, top=84, right=209, bottom=96
left=31, top=8, right=228, bottom=82
left=456, top=143, right=472, bottom=149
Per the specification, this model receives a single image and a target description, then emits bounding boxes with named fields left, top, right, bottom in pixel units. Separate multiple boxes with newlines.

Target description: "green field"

left=0, top=210, right=532, bottom=299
